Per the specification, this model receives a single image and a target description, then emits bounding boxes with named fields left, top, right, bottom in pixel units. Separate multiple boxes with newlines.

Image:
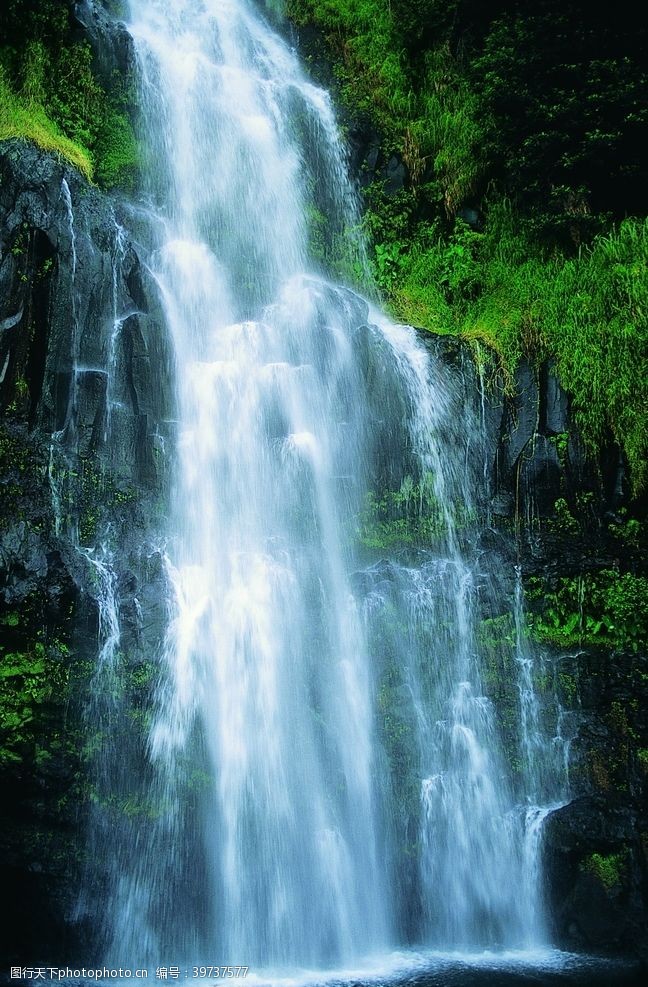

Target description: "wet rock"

left=543, top=360, right=570, bottom=435
left=517, top=433, right=563, bottom=516
left=0, top=140, right=173, bottom=480
left=384, top=155, right=407, bottom=193
left=500, top=360, right=539, bottom=474
left=490, top=491, right=515, bottom=517
left=0, top=138, right=175, bottom=964
left=72, top=0, right=136, bottom=81
left=544, top=796, right=648, bottom=958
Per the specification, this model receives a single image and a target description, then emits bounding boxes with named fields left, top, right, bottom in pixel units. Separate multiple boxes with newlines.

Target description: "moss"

left=557, top=670, right=578, bottom=706
left=0, top=428, right=49, bottom=531
left=608, top=700, right=639, bottom=742
left=357, top=472, right=475, bottom=550
left=0, top=637, right=70, bottom=767
left=587, top=752, right=612, bottom=792
left=51, top=451, right=141, bottom=547
left=477, top=614, right=516, bottom=693
left=583, top=851, right=627, bottom=891
left=376, top=666, right=419, bottom=814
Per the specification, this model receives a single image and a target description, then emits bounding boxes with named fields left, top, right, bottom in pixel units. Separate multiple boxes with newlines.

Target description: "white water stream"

left=76, top=0, right=571, bottom=973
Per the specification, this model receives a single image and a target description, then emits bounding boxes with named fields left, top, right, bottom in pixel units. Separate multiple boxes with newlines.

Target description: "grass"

left=1, top=35, right=138, bottom=188
left=0, top=68, right=94, bottom=180
left=289, top=2, right=648, bottom=493
left=373, top=203, right=648, bottom=492
left=289, top=1, right=482, bottom=204
left=548, top=220, right=648, bottom=492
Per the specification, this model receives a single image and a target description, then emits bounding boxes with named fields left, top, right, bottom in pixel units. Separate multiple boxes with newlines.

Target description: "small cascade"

left=48, top=179, right=81, bottom=543
left=104, top=219, right=129, bottom=441
left=61, top=178, right=77, bottom=279
left=511, top=568, right=571, bottom=942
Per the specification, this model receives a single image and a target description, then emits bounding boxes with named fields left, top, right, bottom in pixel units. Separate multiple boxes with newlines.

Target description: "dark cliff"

left=0, top=139, right=174, bottom=964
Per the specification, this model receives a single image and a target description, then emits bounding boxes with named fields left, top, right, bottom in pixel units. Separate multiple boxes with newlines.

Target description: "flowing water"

left=74, top=0, right=573, bottom=974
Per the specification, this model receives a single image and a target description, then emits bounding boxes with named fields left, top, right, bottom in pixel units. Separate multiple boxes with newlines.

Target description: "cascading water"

left=82, top=0, right=570, bottom=973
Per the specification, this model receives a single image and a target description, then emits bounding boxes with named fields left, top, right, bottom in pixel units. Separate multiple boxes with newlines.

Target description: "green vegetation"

left=525, top=570, right=648, bottom=651
left=390, top=213, right=648, bottom=491
left=287, top=0, right=648, bottom=491
left=0, top=0, right=138, bottom=187
left=357, top=472, right=473, bottom=549
left=46, top=453, right=139, bottom=547
left=0, top=632, right=69, bottom=766
left=583, top=850, right=627, bottom=892
left=549, top=498, right=579, bottom=536
left=376, top=664, right=419, bottom=816
left=0, top=67, right=94, bottom=179
left=476, top=614, right=522, bottom=772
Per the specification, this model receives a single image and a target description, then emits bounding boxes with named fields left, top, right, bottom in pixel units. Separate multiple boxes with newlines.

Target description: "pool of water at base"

left=48, top=949, right=646, bottom=987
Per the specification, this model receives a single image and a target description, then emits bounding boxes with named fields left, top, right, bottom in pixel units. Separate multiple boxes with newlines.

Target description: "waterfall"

left=81, top=0, right=569, bottom=972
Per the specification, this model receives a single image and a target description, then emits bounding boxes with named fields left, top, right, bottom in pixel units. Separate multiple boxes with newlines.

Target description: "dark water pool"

left=305, top=950, right=645, bottom=987
left=12, top=952, right=644, bottom=987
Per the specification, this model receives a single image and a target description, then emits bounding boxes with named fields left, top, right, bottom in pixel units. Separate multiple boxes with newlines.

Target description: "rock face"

left=0, top=140, right=173, bottom=469
left=1, top=131, right=647, bottom=976
left=0, top=139, right=173, bottom=965
left=544, top=794, right=647, bottom=954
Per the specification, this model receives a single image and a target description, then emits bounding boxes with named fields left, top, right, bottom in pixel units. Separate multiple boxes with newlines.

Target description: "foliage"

left=0, top=633, right=69, bottom=766
left=583, top=851, right=627, bottom=892
left=525, top=570, right=648, bottom=651
left=0, top=0, right=138, bottom=187
left=287, top=1, right=648, bottom=491
left=473, top=1, right=648, bottom=238
left=549, top=498, right=579, bottom=536
left=365, top=205, right=648, bottom=487
left=545, top=220, right=648, bottom=492
left=289, top=0, right=647, bottom=231
left=357, top=472, right=473, bottom=549
left=608, top=509, right=644, bottom=548
left=376, top=664, right=419, bottom=814
left=0, top=66, right=93, bottom=179
left=287, top=0, right=484, bottom=211
left=476, top=615, right=517, bottom=701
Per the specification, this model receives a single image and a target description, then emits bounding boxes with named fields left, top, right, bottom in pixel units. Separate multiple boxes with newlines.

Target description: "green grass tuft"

left=0, top=69, right=94, bottom=180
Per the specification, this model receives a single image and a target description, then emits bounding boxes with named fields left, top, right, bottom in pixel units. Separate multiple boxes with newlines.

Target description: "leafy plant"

left=583, top=851, right=627, bottom=891
left=0, top=66, right=93, bottom=179
left=525, top=570, right=648, bottom=651
left=357, top=472, right=474, bottom=549
left=0, top=639, right=69, bottom=765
